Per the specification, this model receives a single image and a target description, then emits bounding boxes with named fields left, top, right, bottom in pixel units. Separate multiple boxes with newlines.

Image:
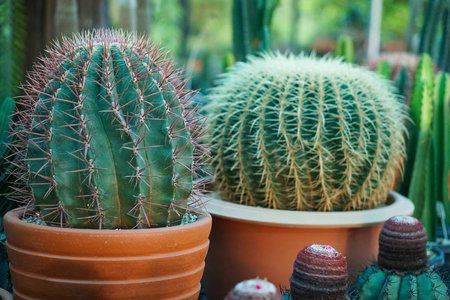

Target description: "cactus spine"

left=289, top=244, right=348, bottom=300
left=351, top=216, right=449, bottom=299
left=208, top=53, right=407, bottom=211
left=9, top=30, right=207, bottom=229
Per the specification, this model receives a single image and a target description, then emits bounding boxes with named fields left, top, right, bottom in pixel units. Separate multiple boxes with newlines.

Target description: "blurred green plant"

left=419, top=0, right=450, bottom=72
left=335, top=35, right=354, bottom=63
left=232, top=0, right=280, bottom=62
left=0, top=0, right=26, bottom=103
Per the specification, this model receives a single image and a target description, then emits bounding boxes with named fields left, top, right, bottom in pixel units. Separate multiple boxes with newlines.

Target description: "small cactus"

left=335, top=36, right=354, bottom=64
left=225, top=278, right=283, bottom=300
left=207, top=52, right=407, bottom=211
left=351, top=216, right=449, bottom=299
left=8, top=29, right=208, bottom=229
left=289, top=244, right=348, bottom=300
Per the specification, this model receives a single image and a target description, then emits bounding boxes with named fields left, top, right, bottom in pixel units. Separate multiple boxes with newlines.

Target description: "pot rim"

left=204, top=191, right=414, bottom=228
left=4, top=207, right=211, bottom=235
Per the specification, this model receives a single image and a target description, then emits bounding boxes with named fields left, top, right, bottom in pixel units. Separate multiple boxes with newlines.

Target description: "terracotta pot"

left=0, top=288, right=13, bottom=300
left=203, top=191, right=414, bottom=299
left=4, top=208, right=211, bottom=300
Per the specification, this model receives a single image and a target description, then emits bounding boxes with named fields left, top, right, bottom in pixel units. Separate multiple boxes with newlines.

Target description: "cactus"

left=8, top=29, right=207, bottom=229
left=207, top=53, right=407, bottom=211
left=288, top=244, right=348, bottom=300
left=396, top=54, right=450, bottom=238
left=433, top=72, right=450, bottom=225
left=418, top=0, right=450, bottom=72
left=335, top=36, right=354, bottom=64
left=225, top=278, right=283, bottom=300
left=0, top=98, right=20, bottom=215
left=232, top=0, right=280, bottom=62
left=351, top=216, right=449, bottom=299
left=375, top=61, right=391, bottom=80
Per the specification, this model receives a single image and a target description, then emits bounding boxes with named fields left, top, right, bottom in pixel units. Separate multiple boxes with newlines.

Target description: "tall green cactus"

left=232, top=0, right=280, bottom=62
left=419, top=0, right=450, bottom=72
left=207, top=53, right=407, bottom=211
left=396, top=54, right=450, bottom=238
left=9, top=30, right=207, bottom=229
left=0, top=0, right=26, bottom=103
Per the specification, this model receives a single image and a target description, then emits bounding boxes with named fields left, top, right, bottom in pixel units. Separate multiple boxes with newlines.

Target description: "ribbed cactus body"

left=289, top=245, right=348, bottom=300
left=11, top=30, right=205, bottom=229
left=208, top=53, right=407, bottom=211
left=352, top=265, right=448, bottom=300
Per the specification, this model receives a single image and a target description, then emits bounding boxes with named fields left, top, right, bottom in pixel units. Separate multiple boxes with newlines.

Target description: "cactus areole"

left=207, top=53, right=407, bottom=211
left=10, top=30, right=207, bottom=229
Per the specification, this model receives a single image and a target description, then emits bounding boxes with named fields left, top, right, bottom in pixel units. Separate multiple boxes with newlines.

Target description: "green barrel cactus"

left=351, top=216, right=449, bottom=299
left=9, top=29, right=207, bottom=229
left=207, top=53, right=407, bottom=211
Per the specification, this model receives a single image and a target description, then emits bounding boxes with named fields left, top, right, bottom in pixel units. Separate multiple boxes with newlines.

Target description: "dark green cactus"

left=419, top=0, right=450, bottom=72
left=0, top=98, right=20, bottom=216
left=232, top=0, right=280, bottom=62
left=433, top=72, right=450, bottom=224
left=351, top=216, right=449, bottom=299
left=393, top=65, right=410, bottom=102
left=9, top=30, right=207, bottom=229
left=289, top=245, right=348, bottom=300
left=335, top=36, right=354, bottom=64
left=0, top=0, right=26, bottom=103
left=396, top=54, right=433, bottom=197
left=207, top=53, right=407, bottom=211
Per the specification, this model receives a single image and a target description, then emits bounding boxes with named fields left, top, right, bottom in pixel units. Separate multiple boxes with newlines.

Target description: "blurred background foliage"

left=22, top=0, right=412, bottom=91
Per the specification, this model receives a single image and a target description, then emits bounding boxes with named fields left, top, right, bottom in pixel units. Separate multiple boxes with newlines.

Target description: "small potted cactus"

left=351, top=216, right=449, bottom=299
left=3, top=29, right=211, bottom=299
left=225, top=278, right=283, bottom=300
left=203, top=52, right=414, bottom=298
left=288, top=244, right=348, bottom=300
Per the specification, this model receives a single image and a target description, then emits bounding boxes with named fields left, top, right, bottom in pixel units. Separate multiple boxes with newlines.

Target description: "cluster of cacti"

left=8, top=29, right=208, bottom=229
left=419, top=0, right=450, bottom=72
left=351, top=216, right=449, bottom=299
left=207, top=52, right=407, bottom=211
left=395, top=54, right=450, bottom=240
left=335, top=36, right=354, bottom=64
left=368, top=52, right=423, bottom=105
left=232, top=0, right=280, bottom=63
left=225, top=278, right=283, bottom=300
left=289, top=244, right=348, bottom=300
